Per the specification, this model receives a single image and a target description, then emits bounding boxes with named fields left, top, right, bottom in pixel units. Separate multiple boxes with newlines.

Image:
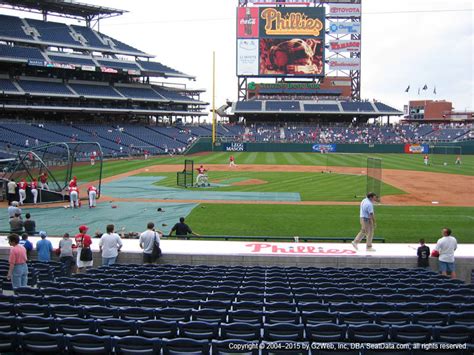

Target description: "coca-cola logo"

left=240, top=18, right=256, bottom=25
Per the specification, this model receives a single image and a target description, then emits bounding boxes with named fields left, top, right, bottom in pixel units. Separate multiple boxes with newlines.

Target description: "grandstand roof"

left=0, top=0, right=126, bottom=21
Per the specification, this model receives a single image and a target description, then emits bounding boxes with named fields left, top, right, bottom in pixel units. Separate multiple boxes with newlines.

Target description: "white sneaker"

left=366, top=247, right=376, bottom=252
left=351, top=241, right=358, bottom=250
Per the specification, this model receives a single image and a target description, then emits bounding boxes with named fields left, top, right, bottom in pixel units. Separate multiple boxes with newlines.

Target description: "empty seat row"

left=0, top=319, right=473, bottom=344
left=2, top=303, right=473, bottom=323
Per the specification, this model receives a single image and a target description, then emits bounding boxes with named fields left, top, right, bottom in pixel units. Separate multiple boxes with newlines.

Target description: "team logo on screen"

left=260, top=8, right=324, bottom=37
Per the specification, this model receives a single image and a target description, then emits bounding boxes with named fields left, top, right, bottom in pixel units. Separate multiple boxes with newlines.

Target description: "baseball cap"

left=39, top=231, right=47, bottom=238
left=79, top=225, right=89, bottom=232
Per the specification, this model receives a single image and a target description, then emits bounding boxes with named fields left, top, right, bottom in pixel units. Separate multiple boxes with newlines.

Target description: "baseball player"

left=196, top=165, right=208, bottom=186
left=30, top=178, right=38, bottom=204
left=18, top=178, right=27, bottom=205
left=69, top=185, right=79, bottom=208
left=87, top=185, right=97, bottom=208
left=90, top=151, right=97, bottom=166
left=423, top=154, right=429, bottom=166
left=39, top=173, right=49, bottom=190
left=455, top=155, right=461, bottom=165
left=69, top=176, right=77, bottom=190
left=229, top=155, right=237, bottom=168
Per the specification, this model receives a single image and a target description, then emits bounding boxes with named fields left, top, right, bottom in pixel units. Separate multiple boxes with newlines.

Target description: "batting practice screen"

left=177, top=159, right=194, bottom=188
left=367, top=157, right=382, bottom=201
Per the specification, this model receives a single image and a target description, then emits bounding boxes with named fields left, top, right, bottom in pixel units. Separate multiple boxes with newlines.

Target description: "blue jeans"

left=12, top=263, right=28, bottom=289
left=439, top=260, right=455, bottom=273
left=102, top=256, right=117, bottom=266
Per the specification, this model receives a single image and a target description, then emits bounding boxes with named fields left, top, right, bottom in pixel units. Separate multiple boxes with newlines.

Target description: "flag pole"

left=212, top=51, right=216, bottom=150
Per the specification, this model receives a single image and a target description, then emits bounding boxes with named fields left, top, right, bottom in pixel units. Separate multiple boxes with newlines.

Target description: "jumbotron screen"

left=237, top=6, right=325, bottom=77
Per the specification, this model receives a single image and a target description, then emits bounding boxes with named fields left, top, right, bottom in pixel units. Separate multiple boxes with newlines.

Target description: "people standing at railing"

left=23, top=213, right=36, bottom=234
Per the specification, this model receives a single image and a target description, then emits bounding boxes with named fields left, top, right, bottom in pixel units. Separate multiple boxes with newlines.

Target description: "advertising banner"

left=237, top=39, right=259, bottom=76
left=223, top=142, right=247, bottom=152
left=237, top=7, right=259, bottom=38
left=47, top=62, right=75, bottom=70
left=127, top=69, right=141, bottom=76
left=329, top=4, right=361, bottom=18
left=28, top=59, right=46, bottom=67
left=328, top=21, right=361, bottom=34
left=328, top=58, right=360, bottom=70
left=329, top=40, right=361, bottom=53
left=259, top=7, right=325, bottom=38
left=312, top=144, right=336, bottom=153
left=81, top=65, right=96, bottom=72
left=404, top=144, right=429, bottom=154
left=100, top=66, right=118, bottom=74
left=259, top=38, right=324, bottom=76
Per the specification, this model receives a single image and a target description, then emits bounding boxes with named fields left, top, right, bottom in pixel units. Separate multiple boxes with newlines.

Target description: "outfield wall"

left=188, top=138, right=474, bottom=154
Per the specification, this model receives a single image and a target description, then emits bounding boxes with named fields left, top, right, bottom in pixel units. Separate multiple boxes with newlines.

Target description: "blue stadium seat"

left=83, top=306, right=118, bottom=319
left=56, top=317, right=96, bottom=335
left=50, top=305, right=84, bottom=319
left=15, top=304, right=50, bottom=317
left=97, top=319, right=137, bottom=337
left=263, top=323, right=305, bottom=341
left=0, top=331, right=18, bottom=353
left=118, top=307, right=155, bottom=321
left=390, top=325, right=432, bottom=343
left=412, top=311, right=449, bottom=326
left=330, top=303, right=364, bottom=313
left=432, top=325, right=473, bottom=343
left=211, top=339, right=259, bottom=355
left=74, top=296, right=106, bottom=307
left=228, top=310, right=263, bottom=325
left=448, top=311, right=474, bottom=326
left=347, top=324, right=389, bottom=343
left=191, top=309, right=227, bottom=323
left=155, top=308, right=191, bottom=322
left=16, top=315, right=56, bottom=333
left=137, top=320, right=177, bottom=338
left=19, top=332, right=65, bottom=353
left=265, top=311, right=300, bottom=324
left=178, top=321, right=219, bottom=340
left=302, top=311, right=337, bottom=325
left=220, top=322, right=260, bottom=340
left=66, top=334, right=113, bottom=354
left=0, top=316, right=16, bottom=332
left=162, top=338, right=210, bottom=355
left=375, top=312, right=412, bottom=326
left=306, top=324, right=346, bottom=342
left=338, top=311, right=375, bottom=325
left=114, top=336, right=162, bottom=355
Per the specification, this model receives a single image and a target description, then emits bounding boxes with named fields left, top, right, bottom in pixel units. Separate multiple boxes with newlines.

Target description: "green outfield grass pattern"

left=143, top=171, right=404, bottom=202
left=186, top=204, right=474, bottom=243
left=67, top=152, right=474, bottom=183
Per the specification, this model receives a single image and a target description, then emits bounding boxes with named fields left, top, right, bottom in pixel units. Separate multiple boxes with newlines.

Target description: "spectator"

left=7, top=234, right=28, bottom=289
left=75, top=225, right=93, bottom=272
left=139, top=222, right=163, bottom=264
left=169, top=217, right=199, bottom=239
left=9, top=213, right=23, bottom=233
left=59, top=233, right=75, bottom=276
left=8, top=201, right=21, bottom=219
left=19, top=233, right=33, bottom=260
left=36, top=231, right=53, bottom=262
left=433, top=228, right=458, bottom=279
left=7, top=180, right=17, bottom=205
left=417, top=238, right=430, bottom=268
left=99, top=224, right=123, bottom=266
left=23, top=213, right=36, bottom=234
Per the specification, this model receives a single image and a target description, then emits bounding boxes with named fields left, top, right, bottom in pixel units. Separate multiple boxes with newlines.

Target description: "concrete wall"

left=1, top=248, right=471, bottom=284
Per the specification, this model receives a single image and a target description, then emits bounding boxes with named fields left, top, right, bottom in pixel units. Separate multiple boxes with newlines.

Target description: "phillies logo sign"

left=246, top=243, right=356, bottom=255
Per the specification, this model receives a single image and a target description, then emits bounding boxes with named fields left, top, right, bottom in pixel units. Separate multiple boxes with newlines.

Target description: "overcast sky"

left=3, top=0, right=473, bottom=116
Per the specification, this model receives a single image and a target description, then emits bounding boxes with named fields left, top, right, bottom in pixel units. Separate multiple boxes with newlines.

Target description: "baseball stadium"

left=0, top=0, right=473, bottom=353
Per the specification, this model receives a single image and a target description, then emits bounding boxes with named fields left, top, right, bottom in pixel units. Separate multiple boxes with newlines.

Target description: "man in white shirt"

left=433, top=228, right=457, bottom=279
left=352, top=192, right=377, bottom=252
left=7, top=180, right=17, bottom=205
left=139, top=222, right=163, bottom=264
left=99, top=224, right=123, bottom=266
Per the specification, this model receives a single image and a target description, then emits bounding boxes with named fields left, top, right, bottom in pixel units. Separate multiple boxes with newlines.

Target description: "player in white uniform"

left=88, top=185, right=97, bottom=208
left=70, top=186, right=79, bottom=208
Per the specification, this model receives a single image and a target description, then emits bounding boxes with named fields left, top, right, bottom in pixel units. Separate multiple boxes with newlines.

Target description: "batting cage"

left=177, top=159, right=194, bottom=188
left=430, top=145, right=462, bottom=166
left=367, top=157, right=382, bottom=201
left=1, top=142, right=103, bottom=203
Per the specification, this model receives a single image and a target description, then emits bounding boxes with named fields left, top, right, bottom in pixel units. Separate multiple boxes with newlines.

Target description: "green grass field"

left=69, top=152, right=474, bottom=182
left=144, top=171, right=404, bottom=202
left=45, top=152, right=473, bottom=242
left=186, top=204, right=474, bottom=243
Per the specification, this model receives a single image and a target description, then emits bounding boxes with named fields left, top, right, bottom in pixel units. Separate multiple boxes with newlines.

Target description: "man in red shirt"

left=75, top=225, right=93, bottom=272
left=195, top=165, right=209, bottom=187
left=69, top=176, right=77, bottom=189
left=229, top=155, right=237, bottom=168
left=87, top=185, right=97, bottom=208
left=30, top=178, right=38, bottom=204
left=18, top=179, right=27, bottom=205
